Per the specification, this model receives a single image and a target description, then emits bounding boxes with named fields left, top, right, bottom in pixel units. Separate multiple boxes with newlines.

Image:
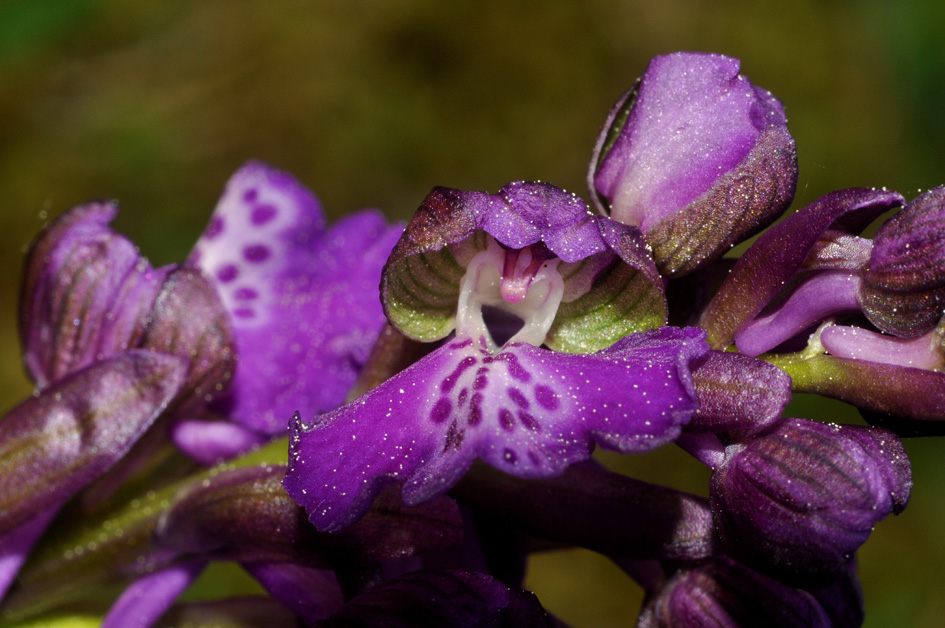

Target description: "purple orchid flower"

left=285, top=181, right=710, bottom=532
left=5, top=162, right=402, bottom=617
left=187, top=162, right=404, bottom=439
left=588, top=52, right=797, bottom=277
left=700, top=186, right=945, bottom=424
left=7, top=198, right=235, bottom=603
left=20, top=161, right=403, bottom=464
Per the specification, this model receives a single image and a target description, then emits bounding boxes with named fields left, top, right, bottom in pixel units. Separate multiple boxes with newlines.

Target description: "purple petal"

left=285, top=327, right=706, bottom=532
left=193, top=162, right=402, bottom=433
left=675, top=432, right=727, bottom=469
left=589, top=53, right=797, bottom=276
left=861, top=186, right=945, bottom=336
left=245, top=563, right=343, bottom=624
left=804, top=230, right=873, bottom=272
left=701, top=187, right=905, bottom=349
left=317, top=569, right=554, bottom=628
left=821, top=325, right=944, bottom=370
left=19, top=201, right=168, bottom=388
left=638, top=556, right=840, bottom=628
left=139, top=265, right=236, bottom=413
left=591, top=53, right=784, bottom=229
left=0, top=507, right=58, bottom=601
left=0, top=350, right=186, bottom=534
left=479, top=182, right=608, bottom=261
left=711, top=418, right=911, bottom=582
left=734, top=271, right=862, bottom=356
left=102, top=560, right=205, bottom=628
left=643, top=124, right=796, bottom=277
left=169, top=419, right=269, bottom=465
left=687, top=351, right=791, bottom=435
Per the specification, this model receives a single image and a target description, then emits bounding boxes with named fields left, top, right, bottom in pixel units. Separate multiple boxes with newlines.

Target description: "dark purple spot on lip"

left=508, top=388, right=529, bottom=409
left=503, top=448, right=518, bottom=464
left=473, top=367, right=489, bottom=391
left=527, top=450, right=541, bottom=465
left=243, top=188, right=258, bottom=202
left=494, top=352, right=530, bottom=382
left=204, top=216, right=224, bottom=239
left=441, top=356, right=477, bottom=393
left=233, top=307, right=255, bottom=319
left=534, top=385, right=559, bottom=411
left=457, top=388, right=469, bottom=407
left=468, top=393, right=483, bottom=426
left=499, top=408, right=515, bottom=432
left=430, top=398, right=452, bottom=424
left=234, top=287, right=259, bottom=300
left=444, top=421, right=464, bottom=451
left=251, top=203, right=277, bottom=225
left=243, top=245, right=272, bottom=263
left=216, top=264, right=239, bottom=283
left=518, top=411, right=540, bottom=431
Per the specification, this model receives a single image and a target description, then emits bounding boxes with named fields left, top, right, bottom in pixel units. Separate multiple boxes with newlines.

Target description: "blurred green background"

left=1, top=1, right=943, bottom=626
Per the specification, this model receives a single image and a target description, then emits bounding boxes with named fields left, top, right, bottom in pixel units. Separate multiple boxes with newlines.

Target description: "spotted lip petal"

left=285, top=326, right=706, bottom=532
left=19, top=201, right=170, bottom=388
left=589, top=52, right=798, bottom=277
left=382, top=182, right=666, bottom=351
left=700, top=188, right=905, bottom=349
left=192, top=162, right=403, bottom=434
left=101, top=561, right=206, bottom=628
left=860, top=186, right=945, bottom=337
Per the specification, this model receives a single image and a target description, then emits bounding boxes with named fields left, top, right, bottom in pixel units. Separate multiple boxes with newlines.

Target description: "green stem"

left=0, top=439, right=289, bottom=623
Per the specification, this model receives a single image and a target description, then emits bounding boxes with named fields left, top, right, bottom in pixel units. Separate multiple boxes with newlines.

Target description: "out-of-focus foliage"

left=1, top=1, right=943, bottom=627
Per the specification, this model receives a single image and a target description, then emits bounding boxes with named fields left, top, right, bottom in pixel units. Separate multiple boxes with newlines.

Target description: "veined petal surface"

left=0, top=350, right=186, bottom=534
left=19, top=202, right=169, bottom=388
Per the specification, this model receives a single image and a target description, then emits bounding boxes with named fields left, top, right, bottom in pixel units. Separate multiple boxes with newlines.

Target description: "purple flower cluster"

left=0, top=51, right=937, bottom=627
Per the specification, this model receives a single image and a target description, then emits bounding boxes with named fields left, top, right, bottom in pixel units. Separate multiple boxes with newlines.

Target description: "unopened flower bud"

left=710, top=419, right=911, bottom=582
left=638, top=556, right=862, bottom=628
left=588, top=52, right=797, bottom=277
